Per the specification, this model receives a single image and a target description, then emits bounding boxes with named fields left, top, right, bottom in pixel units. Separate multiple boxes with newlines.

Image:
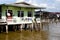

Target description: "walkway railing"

left=7, top=17, right=35, bottom=24
left=1, top=17, right=51, bottom=25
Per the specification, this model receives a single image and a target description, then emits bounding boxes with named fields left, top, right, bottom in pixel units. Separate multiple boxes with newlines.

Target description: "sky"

left=0, top=0, right=60, bottom=12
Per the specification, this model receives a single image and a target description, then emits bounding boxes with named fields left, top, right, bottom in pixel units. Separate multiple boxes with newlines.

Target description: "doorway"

left=6, top=10, right=13, bottom=19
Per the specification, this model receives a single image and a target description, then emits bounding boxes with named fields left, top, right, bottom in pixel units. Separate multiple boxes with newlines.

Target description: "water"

left=0, top=30, right=48, bottom=40
left=0, top=22, right=49, bottom=40
left=49, top=22, right=60, bottom=40
left=0, top=22, right=60, bottom=40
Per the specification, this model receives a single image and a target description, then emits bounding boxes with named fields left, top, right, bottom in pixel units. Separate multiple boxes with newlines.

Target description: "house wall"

left=1, top=5, right=35, bottom=24
left=2, top=5, right=35, bottom=17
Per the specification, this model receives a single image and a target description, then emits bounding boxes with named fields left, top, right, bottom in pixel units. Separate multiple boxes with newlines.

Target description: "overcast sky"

left=0, top=0, right=60, bottom=12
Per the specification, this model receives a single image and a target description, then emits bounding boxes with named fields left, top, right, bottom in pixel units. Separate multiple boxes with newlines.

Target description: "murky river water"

left=0, top=22, right=60, bottom=40
left=0, top=30, right=48, bottom=40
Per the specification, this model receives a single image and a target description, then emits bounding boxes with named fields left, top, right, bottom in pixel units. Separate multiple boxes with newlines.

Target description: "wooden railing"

left=0, top=19, right=6, bottom=22
left=1, top=17, right=50, bottom=25
left=7, top=17, right=35, bottom=23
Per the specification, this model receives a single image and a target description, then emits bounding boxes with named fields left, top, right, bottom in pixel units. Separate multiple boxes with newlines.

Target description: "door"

left=6, top=10, right=12, bottom=19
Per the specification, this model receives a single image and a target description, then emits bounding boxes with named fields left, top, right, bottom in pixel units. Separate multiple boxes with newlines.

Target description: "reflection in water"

left=0, top=23, right=48, bottom=40
left=1, top=22, right=60, bottom=40
left=48, top=22, right=60, bottom=40
left=0, top=22, right=49, bottom=40
left=0, top=30, right=49, bottom=40
left=5, top=35, right=8, bottom=40
left=19, top=32, right=22, bottom=40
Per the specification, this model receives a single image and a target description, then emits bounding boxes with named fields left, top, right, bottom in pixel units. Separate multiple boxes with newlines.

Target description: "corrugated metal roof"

left=0, top=2, right=45, bottom=9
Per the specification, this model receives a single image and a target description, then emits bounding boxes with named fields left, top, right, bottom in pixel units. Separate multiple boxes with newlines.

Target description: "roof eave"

left=0, top=4, right=46, bottom=9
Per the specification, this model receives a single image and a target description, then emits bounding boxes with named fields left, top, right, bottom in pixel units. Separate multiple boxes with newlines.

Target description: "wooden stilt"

left=1, top=26, right=3, bottom=32
left=13, top=26, right=14, bottom=31
left=35, top=21, right=38, bottom=31
left=34, top=22, right=36, bottom=31
left=34, top=18, right=40, bottom=31
left=40, top=22, right=42, bottom=30
left=26, top=24, right=27, bottom=30
left=15, top=25, right=17, bottom=32
left=19, top=25, right=21, bottom=31
left=30, top=24, right=32, bottom=31
left=13, top=25, right=17, bottom=32
left=38, top=23, right=40, bottom=31
left=29, top=24, right=30, bottom=30
left=6, top=25, right=8, bottom=33
left=28, top=24, right=30, bottom=30
left=13, top=25, right=16, bottom=32
left=42, top=23, right=43, bottom=30
left=20, top=24, right=23, bottom=32
left=47, top=22, right=49, bottom=30
left=25, top=24, right=27, bottom=30
left=27, top=24, right=29, bottom=28
left=31, top=23, right=33, bottom=31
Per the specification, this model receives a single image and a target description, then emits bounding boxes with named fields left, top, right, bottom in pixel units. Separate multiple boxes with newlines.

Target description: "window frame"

left=28, top=11, right=32, bottom=17
left=18, top=11, right=24, bottom=17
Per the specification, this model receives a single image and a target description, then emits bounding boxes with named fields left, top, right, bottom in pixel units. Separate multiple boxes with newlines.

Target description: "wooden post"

left=14, top=25, right=17, bottom=32
left=1, top=26, right=3, bottom=32
left=38, top=23, right=40, bottom=31
left=34, top=18, right=37, bottom=31
left=40, top=23, right=42, bottom=30
left=6, top=25, right=8, bottom=33
left=28, top=24, right=30, bottom=30
left=20, top=24, right=23, bottom=32
left=19, top=25, right=21, bottom=31
left=26, top=24, right=28, bottom=30
left=31, top=23, right=33, bottom=31
left=13, top=25, right=16, bottom=32
left=29, top=24, right=32, bottom=31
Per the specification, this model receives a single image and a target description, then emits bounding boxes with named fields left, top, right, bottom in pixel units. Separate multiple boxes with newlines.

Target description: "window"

left=28, top=11, right=32, bottom=17
left=6, top=10, right=13, bottom=17
left=18, top=11, right=24, bottom=17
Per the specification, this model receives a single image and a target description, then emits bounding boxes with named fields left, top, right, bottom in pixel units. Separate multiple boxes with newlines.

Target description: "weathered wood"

left=38, top=23, right=40, bottom=31
left=20, top=24, right=23, bottom=32
left=31, top=23, right=33, bottom=31
left=1, top=26, right=3, bottom=32
left=6, top=25, right=8, bottom=33
left=29, top=24, right=32, bottom=31
left=28, top=24, right=31, bottom=31
left=27, top=24, right=29, bottom=30
left=34, top=22, right=38, bottom=31
left=40, top=23, right=42, bottom=30
left=13, top=25, right=18, bottom=32
left=19, top=25, right=21, bottom=31
left=34, top=18, right=40, bottom=31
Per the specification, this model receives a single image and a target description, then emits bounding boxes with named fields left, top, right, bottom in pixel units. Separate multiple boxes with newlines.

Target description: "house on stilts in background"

left=0, top=2, right=45, bottom=33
